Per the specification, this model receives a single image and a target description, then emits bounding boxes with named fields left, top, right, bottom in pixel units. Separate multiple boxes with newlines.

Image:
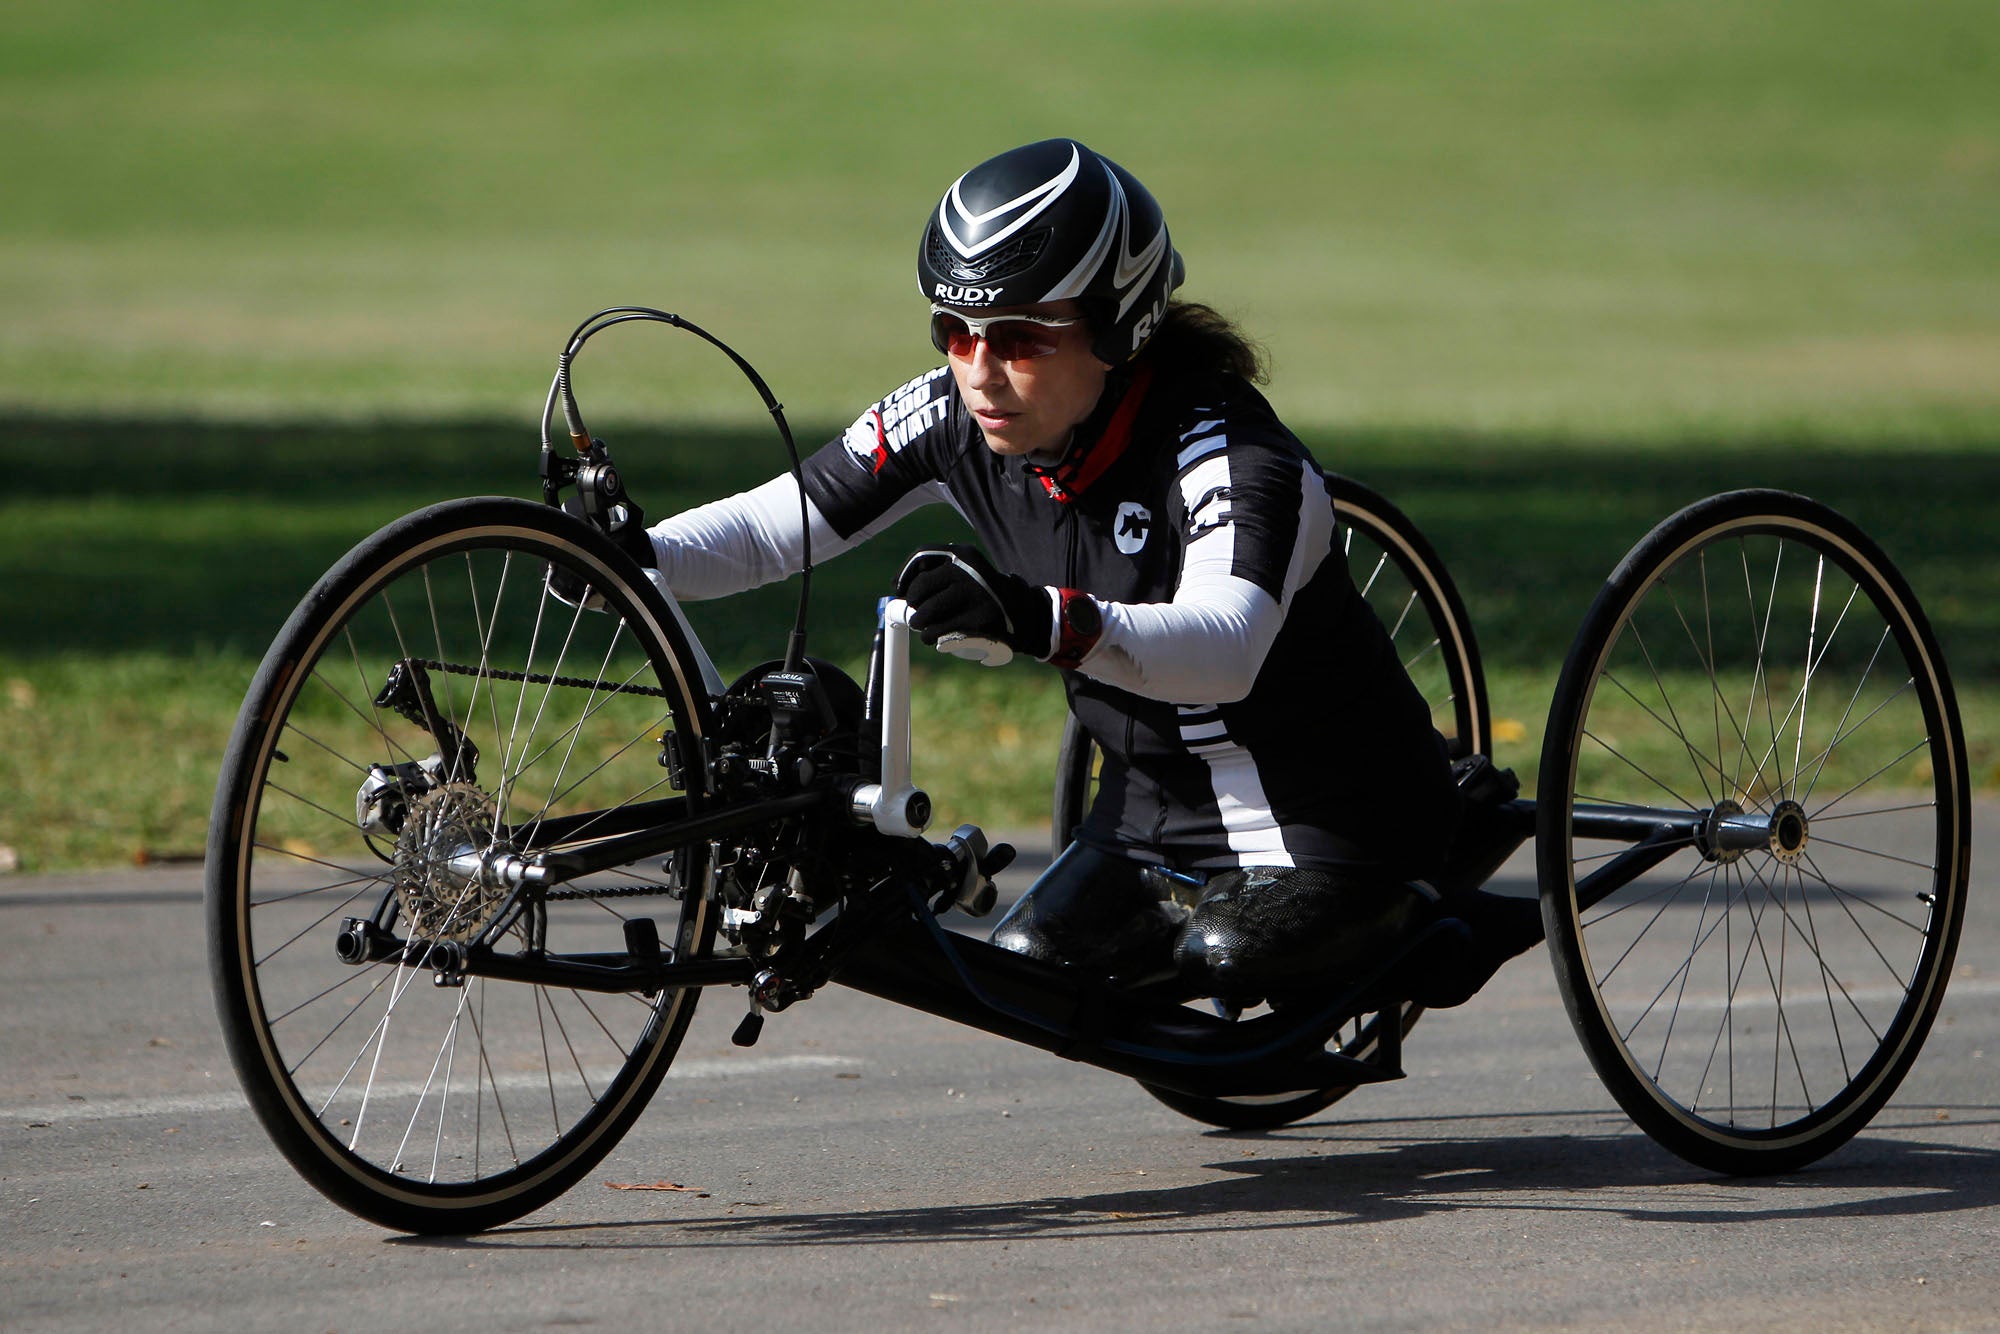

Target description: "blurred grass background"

left=1, top=0, right=1995, bottom=868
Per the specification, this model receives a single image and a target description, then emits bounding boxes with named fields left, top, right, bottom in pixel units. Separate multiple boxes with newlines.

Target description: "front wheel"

left=207, top=497, right=718, bottom=1233
left=1538, top=490, right=1969, bottom=1174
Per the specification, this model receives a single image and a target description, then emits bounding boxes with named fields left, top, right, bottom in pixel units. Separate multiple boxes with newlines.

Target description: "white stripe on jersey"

left=1178, top=454, right=1233, bottom=522
left=1193, top=745, right=1296, bottom=869
left=1279, top=459, right=1335, bottom=611
left=1176, top=434, right=1226, bottom=470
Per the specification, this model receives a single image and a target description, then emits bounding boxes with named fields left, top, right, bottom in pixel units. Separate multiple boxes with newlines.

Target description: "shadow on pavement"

left=395, top=1121, right=2000, bottom=1251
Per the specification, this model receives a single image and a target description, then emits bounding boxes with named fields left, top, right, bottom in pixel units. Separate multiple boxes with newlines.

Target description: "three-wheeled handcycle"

left=207, top=310, right=1971, bottom=1234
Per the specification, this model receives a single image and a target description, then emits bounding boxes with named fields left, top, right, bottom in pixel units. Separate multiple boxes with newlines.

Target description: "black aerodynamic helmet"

left=918, top=138, right=1187, bottom=366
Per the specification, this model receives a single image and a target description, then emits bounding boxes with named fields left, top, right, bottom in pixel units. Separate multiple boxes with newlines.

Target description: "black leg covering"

left=1174, top=866, right=1433, bottom=1003
left=988, top=842, right=1184, bottom=985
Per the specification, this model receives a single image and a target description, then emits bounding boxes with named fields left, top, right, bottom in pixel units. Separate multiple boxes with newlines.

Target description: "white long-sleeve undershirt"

left=645, top=474, right=1294, bottom=705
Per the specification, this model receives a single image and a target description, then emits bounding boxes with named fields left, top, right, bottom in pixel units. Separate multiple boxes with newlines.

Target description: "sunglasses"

left=929, top=305, right=1081, bottom=362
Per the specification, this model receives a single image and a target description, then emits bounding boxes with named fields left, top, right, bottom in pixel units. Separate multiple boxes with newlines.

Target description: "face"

left=938, top=300, right=1112, bottom=458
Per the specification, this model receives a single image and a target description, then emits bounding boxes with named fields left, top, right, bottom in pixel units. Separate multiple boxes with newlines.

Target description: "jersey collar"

left=1026, top=361, right=1156, bottom=503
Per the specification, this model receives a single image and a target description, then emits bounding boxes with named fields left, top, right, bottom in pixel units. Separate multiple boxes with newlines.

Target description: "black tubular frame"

left=388, top=780, right=1730, bottom=1099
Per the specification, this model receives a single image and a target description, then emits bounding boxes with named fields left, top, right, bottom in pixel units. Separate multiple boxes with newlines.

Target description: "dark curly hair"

left=1142, top=300, right=1268, bottom=384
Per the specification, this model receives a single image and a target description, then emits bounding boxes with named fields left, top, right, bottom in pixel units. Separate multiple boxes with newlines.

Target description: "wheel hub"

left=1699, top=799, right=1748, bottom=863
left=1699, top=797, right=1811, bottom=865
left=1768, top=799, right=1810, bottom=864
left=393, top=781, right=509, bottom=942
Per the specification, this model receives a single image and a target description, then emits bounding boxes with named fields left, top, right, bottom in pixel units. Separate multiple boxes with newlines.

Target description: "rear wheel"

left=1538, top=490, right=1969, bottom=1173
left=208, top=497, right=717, bottom=1232
left=1140, top=1003, right=1421, bottom=1130
left=1060, top=476, right=1487, bottom=1130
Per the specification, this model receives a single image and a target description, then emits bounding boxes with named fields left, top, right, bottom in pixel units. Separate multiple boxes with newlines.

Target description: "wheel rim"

left=1337, top=498, right=1486, bottom=759
left=1555, top=512, right=1965, bottom=1150
left=221, top=518, right=708, bottom=1205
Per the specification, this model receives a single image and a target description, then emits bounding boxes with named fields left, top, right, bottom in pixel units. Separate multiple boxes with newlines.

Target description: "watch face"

left=1064, top=594, right=1102, bottom=638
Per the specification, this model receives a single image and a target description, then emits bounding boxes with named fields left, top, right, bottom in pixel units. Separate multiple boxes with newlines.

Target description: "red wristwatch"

left=1047, top=588, right=1103, bottom=669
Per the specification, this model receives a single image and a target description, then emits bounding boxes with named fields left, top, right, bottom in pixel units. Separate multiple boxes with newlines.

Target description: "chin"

left=979, top=427, right=1037, bottom=456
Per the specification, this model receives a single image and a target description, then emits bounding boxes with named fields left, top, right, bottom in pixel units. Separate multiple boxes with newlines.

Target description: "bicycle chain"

left=544, top=880, right=678, bottom=902
left=416, top=658, right=671, bottom=700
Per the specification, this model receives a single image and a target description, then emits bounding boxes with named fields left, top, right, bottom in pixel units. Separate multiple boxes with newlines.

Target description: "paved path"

left=3, top=810, right=1997, bottom=1332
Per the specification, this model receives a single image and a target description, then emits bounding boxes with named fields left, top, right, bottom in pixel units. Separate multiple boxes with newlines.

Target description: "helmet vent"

left=929, top=228, right=1048, bottom=286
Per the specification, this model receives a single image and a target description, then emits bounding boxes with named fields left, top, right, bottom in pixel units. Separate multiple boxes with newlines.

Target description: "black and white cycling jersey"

left=649, top=362, right=1460, bottom=875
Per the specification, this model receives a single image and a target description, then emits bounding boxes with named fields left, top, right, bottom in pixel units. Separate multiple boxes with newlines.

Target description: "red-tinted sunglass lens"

left=931, top=311, right=1065, bottom=362
left=985, top=323, right=1064, bottom=361
left=930, top=311, right=976, bottom=358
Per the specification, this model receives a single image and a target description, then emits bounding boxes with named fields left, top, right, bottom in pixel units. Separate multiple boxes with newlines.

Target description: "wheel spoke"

left=1549, top=497, right=1963, bottom=1169
left=1581, top=728, right=1704, bottom=812
left=214, top=505, right=712, bottom=1225
left=1624, top=620, right=1719, bottom=805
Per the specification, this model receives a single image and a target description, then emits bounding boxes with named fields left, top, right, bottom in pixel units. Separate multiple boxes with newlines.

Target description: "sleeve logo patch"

left=842, top=409, right=889, bottom=474
left=845, top=370, right=951, bottom=472
left=1114, top=501, right=1152, bottom=554
left=1185, top=485, right=1233, bottom=537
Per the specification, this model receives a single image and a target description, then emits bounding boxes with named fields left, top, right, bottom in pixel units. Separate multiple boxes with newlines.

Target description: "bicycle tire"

left=1139, top=1002, right=1422, bottom=1130
left=208, top=496, right=718, bottom=1233
left=1537, top=490, right=1969, bottom=1174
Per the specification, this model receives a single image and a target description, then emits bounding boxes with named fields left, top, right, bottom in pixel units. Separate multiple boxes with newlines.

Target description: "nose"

left=963, top=337, right=1008, bottom=391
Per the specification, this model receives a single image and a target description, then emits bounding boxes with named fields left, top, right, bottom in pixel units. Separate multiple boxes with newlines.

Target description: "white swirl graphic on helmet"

left=1044, top=163, right=1168, bottom=320
left=1109, top=181, right=1169, bottom=316
left=938, top=145, right=1082, bottom=260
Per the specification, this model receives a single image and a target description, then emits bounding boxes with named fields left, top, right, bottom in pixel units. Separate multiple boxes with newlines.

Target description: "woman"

left=643, top=139, right=1478, bottom=1000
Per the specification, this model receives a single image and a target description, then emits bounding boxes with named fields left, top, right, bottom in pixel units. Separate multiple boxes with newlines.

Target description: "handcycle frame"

left=208, top=306, right=1969, bottom=1233
left=409, top=595, right=1706, bottom=1104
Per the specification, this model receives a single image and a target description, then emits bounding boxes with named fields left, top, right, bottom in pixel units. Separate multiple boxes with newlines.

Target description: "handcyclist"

left=628, top=138, right=1537, bottom=1002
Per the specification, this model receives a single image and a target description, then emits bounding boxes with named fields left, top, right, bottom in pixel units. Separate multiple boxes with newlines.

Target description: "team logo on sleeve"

left=842, top=409, right=889, bottom=474
left=843, top=368, right=951, bottom=475
left=1186, top=485, right=1233, bottom=536
left=1114, top=501, right=1152, bottom=554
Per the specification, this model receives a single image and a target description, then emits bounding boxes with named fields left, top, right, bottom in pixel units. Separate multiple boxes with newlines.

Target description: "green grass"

left=2, top=415, right=1994, bottom=871
left=1, top=1, right=1995, bottom=433
left=2, top=1, right=1995, bottom=868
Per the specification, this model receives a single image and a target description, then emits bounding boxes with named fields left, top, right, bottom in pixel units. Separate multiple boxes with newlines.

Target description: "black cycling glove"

left=896, top=544, right=1053, bottom=660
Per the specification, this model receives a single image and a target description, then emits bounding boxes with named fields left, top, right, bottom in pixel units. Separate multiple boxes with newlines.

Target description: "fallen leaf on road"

left=605, top=1181, right=710, bottom=1195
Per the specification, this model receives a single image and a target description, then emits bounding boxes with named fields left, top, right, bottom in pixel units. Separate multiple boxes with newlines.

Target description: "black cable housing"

left=540, top=307, right=813, bottom=672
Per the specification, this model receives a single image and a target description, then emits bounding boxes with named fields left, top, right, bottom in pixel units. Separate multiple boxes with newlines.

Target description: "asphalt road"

left=4, top=811, right=1997, bottom=1333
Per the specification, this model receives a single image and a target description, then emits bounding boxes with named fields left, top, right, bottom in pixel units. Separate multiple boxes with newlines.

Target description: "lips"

left=972, top=407, right=1018, bottom=431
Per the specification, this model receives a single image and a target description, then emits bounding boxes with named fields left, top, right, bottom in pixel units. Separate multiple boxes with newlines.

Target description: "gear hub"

left=393, top=782, right=507, bottom=942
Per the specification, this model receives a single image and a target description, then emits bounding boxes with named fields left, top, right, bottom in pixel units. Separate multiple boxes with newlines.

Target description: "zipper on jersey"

left=1063, top=499, right=1080, bottom=590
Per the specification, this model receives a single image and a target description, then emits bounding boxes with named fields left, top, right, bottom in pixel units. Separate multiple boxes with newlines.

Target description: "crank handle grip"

left=932, top=633, right=1013, bottom=667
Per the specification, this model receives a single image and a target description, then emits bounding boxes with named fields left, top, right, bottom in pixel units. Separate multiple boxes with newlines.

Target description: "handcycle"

left=207, top=309, right=1971, bottom=1235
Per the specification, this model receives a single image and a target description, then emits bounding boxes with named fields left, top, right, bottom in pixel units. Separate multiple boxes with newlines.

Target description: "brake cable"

left=539, top=307, right=814, bottom=673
